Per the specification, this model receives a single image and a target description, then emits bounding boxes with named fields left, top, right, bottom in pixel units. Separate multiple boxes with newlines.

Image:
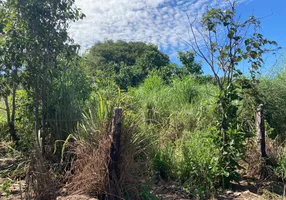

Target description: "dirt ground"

left=0, top=142, right=284, bottom=200
left=0, top=172, right=284, bottom=200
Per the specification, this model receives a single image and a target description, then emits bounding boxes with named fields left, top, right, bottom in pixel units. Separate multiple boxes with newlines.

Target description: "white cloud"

left=69, top=0, right=251, bottom=54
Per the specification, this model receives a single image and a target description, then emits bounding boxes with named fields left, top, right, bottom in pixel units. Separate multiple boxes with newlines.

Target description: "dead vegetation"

left=25, top=147, right=59, bottom=200
left=62, top=119, right=149, bottom=199
left=66, top=133, right=112, bottom=196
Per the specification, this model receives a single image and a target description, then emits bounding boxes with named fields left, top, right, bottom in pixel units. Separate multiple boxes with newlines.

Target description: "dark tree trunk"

left=109, top=107, right=122, bottom=180
left=100, top=107, right=122, bottom=200
left=4, top=95, right=19, bottom=145
left=11, top=80, right=19, bottom=145
left=8, top=122, right=19, bottom=144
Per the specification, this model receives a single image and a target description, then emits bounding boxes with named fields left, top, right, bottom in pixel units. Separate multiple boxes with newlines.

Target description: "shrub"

left=150, top=130, right=220, bottom=198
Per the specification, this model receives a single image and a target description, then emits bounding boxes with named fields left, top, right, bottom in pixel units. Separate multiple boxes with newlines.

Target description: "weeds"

left=0, top=179, right=14, bottom=197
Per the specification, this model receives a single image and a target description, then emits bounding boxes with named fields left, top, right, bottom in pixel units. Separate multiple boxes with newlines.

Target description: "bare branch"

left=186, top=14, right=223, bottom=89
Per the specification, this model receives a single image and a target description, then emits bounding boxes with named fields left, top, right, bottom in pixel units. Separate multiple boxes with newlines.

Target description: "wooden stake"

left=110, top=107, right=122, bottom=180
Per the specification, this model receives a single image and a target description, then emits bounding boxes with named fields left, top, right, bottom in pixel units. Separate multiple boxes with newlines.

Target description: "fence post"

left=110, top=107, right=122, bottom=181
left=256, top=104, right=268, bottom=179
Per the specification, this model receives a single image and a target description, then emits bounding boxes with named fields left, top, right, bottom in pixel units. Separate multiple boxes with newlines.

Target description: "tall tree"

left=0, top=0, right=27, bottom=144
left=187, top=1, right=279, bottom=187
left=85, top=40, right=170, bottom=89
left=12, top=0, right=85, bottom=153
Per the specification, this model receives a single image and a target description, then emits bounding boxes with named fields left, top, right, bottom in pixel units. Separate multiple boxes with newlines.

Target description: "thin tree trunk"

left=4, top=94, right=18, bottom=144
left=256, top=104, right=268, bottom=179
left=35, top=85, right=41, bottom=150
left=10, top=79, right=19, bottom=144
left=4, top=95, right=10, bottom=128
left=41, top=86, right=46, bottom=156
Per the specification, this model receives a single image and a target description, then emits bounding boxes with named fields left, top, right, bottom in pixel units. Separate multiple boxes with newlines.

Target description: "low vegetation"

left=0, top=0, right=285, bottom=199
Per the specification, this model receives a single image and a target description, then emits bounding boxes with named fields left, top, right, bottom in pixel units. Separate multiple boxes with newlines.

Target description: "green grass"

left=0, top=98, right=8, bottom=140
left=0, top=98, right=6, bottom=123
left=125, top=75, right=222, bottom=198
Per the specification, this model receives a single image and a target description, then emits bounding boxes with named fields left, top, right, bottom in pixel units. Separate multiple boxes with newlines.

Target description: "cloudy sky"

left=69, top=0, right=286, bottom=71
left=69, top=0, right=248, bottom=53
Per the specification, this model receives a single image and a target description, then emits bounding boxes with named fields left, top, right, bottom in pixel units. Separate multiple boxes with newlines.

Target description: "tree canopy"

left=85, top=40, right=170, bottom=89
left=85, top=40, right=203, bottom=89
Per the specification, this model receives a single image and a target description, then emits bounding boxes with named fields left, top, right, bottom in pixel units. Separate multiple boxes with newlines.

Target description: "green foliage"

left=0, top=179, right=14, bottom=197
left=177, top=131, right=220, bottom=198
left=152, top=143, right=175, bottom=180
left=139, top=182, right=157, bottom=200
left=259, top=69, right=286, bottom=140
left=15, top=0, right=85, bottom=153
left=86, top=40, right=169, bottom=70
left=274, top=146, right=286, bottom=181
left=190, top=1, right=280, bottom=188
left=0, top=122, right=9, bottom=140
left=76, top=83, right=120, bottom=141
left=129, top=74, right=216, bottom=127
left=128, top=75, right=221, bottom=197
left=178, top=51, right=202, bottom=75
left=0, top=0, right=284, bottom=198
left=0, top=0, right=87, bottom=153
left=0, top=1, right=24, bottom=143
left=151, top=131, right=220, bottom=199
left=14, top=90, right=34, bottom=151
left=201, top=4, right=279, bottom=81
left=0, top=99, right=6, bottom=138
left=47, top=56, right=92, bottom=142
left=85, top=40, right=170, bottom=89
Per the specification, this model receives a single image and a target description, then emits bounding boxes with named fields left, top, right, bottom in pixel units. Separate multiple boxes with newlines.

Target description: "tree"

left=11, top=0, right=85, bottom=154
left=187, top=1, right=279, bottom=187
left=178, top=51, right=202, bottom=75
left=85, top=40, right=170, bottom=89
left=47, top=54, right=91, bottom=146
left=0, top=0, right=27, bottom=145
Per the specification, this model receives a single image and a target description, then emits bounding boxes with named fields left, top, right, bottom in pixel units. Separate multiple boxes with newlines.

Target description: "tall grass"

left=260, top=69, right=286, bottom=140
left=0, top=98, right=6, bottom=122
left=129, top=74, right=217, bottom=130
left=128, top=74, right=221, bottom=197
left=64, top=72, right=286, bottom=198
left=0, top=98, right=8, bottom=140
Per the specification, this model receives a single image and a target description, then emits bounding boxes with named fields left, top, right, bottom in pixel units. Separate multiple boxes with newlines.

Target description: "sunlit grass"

left=0, top=98, right=6, bottom=123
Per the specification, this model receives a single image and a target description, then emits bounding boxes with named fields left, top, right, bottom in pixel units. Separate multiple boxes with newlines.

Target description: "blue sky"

left=236, top=0, right=286, bottom=75
left=237, top=0, right=286, bottom=49
left=70, top=0, right=286, bottom=75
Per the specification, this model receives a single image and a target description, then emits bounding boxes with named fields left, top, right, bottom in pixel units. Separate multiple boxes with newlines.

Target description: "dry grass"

left=25, top=146, right=59, bottom=200
left=65, top=120, right=149, bottom=199
left=244, top=138, right=282, bottom=180
left=66, top=132, right=112, bottom=196
left=244, top=139, right=261, bottom=178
